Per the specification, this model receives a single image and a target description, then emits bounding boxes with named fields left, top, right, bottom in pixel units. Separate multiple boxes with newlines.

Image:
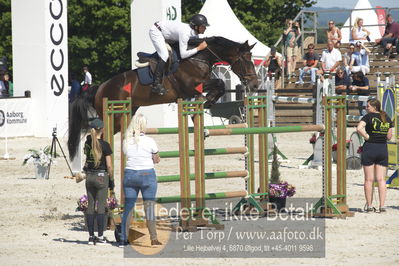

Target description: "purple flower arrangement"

left=76, top=194, right=118, bottom=212
left=269, top=181, right=296, bottom=199
left=107, top=196, right=118, bottom=210
left=76, top=195, right=89, bottom=211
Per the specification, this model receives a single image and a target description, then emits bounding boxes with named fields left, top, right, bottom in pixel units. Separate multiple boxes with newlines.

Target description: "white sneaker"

left=295, top=81, right=304, bottom=84
left=88, top=236, right=96, bottom=245
left=95, top=236, right=111, bottom=246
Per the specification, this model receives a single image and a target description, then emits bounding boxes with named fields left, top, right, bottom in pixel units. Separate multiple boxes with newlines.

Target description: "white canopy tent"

left=341, top=0, right=382, bottom=43
left=199, top=0, right=270, bottom=61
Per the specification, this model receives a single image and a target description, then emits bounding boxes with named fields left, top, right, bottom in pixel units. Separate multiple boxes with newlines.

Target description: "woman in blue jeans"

left=120, top=114, right=161, bottom=247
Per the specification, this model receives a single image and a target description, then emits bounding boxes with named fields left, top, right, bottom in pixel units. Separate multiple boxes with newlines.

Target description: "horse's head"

left=194, top=37, right=259, bottom=91
left=228, top=40, right=259, bottom=92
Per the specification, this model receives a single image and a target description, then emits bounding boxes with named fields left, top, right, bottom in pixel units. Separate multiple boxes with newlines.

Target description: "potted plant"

left=22, top=146, right=55, bottom=179
left=76, top=194, right=118, bottom=231
left=269, top=144, right=296, bottom=211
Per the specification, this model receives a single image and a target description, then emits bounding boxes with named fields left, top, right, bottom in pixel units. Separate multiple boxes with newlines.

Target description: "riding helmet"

left=189, top=14, right=210, bottom=27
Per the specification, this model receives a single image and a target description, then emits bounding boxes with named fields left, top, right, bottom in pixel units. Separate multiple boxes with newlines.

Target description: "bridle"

left=206, top=46, right=257, bottom=86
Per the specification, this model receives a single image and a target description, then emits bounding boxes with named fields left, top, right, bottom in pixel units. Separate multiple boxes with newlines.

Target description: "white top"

left=320, top=48, right=342, bottom=70
left=351, top=49, right=369, bottom=67
left=84, top=71, right=92, bottom=85
left=157, top=20, right=199, bottom=59
left=123, top=134, right=159, bottom=170
left=351, top=27, right=367, bottom=43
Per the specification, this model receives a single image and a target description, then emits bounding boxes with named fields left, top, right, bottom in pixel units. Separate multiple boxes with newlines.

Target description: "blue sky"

left=314, top=0, right=398, bottom=9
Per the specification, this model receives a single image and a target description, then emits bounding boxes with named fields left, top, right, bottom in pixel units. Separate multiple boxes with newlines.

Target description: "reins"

left=205, top=46, right=256, bottom=86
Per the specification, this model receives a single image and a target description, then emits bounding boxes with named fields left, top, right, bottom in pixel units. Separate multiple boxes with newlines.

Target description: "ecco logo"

left=49, top=0, right=65, bottom=97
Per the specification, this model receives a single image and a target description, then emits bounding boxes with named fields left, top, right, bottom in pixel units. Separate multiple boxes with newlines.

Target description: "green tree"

left=68, top=0, right=131, bottom=83
left=182, top=0, right=316, bottom=47
left=0, top=0, right=12, bottom=73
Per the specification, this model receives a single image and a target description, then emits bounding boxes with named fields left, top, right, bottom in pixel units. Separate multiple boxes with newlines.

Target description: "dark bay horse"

left=68, top=36, right=259, bottom=158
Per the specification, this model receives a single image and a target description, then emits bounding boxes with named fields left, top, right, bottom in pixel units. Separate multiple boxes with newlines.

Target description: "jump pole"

left=386, top=83, right=399, bottom=187
left=177, top=99, right=226, bottom=230
left=311, top=96, right=353, bottom=217
left=145, top=123, right=248, bottom=134
left=102, top=97, right=131, bottom=204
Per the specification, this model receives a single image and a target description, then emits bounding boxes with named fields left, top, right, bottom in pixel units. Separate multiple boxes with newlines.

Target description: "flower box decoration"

left=269, top=145, right=296, bottom=211
left=22, top=146, right=56, bottom=179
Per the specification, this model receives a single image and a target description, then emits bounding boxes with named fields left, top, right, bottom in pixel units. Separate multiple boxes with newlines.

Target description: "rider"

left=149, top=14, right=209, bottom=95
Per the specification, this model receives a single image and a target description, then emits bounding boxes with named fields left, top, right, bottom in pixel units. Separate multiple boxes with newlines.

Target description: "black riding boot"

left=151, top=59, right=167, bottom=96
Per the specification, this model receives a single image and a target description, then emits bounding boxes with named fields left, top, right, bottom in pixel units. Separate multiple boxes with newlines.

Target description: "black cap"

left=89, top=118, right=104, bottom=129
left=270, top=46, right=277, bottom=53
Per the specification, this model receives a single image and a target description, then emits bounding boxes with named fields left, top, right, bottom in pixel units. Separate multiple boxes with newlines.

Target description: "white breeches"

left=351, top=66, right=370, bottom=75
left=149, top=25, right=169, bottom=62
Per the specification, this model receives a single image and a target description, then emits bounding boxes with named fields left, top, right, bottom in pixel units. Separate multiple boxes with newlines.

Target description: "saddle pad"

left=136, top=66, right=154, bottom=86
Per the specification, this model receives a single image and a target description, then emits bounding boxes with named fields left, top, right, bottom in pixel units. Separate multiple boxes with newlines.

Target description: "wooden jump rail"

left=145, top=123, right=248, bottom=134
left=181, top=96, right=353, bottom=222
left=311, top=96, right=352, bottom=217
left=102, top=97, right=131, bottom=204
left=145, top=123, right=249, bottom=188
left=173, top=95, right=351, bottom=230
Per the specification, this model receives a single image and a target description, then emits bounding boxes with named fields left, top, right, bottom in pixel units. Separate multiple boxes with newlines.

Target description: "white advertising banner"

left=12, top=0, right=68, bottom=137
left=0, top=98, right=33, bottom=138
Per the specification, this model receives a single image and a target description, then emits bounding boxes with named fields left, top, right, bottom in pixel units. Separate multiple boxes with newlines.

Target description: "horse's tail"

left=67, top=85, right=98, bottom=160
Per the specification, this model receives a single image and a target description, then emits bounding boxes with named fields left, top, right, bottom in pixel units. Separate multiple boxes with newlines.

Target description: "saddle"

left=135, top=43, right=180, bottom=86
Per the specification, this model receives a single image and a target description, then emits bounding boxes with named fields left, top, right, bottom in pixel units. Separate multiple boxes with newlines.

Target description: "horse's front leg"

left=203, top=79, right=225, bottom=108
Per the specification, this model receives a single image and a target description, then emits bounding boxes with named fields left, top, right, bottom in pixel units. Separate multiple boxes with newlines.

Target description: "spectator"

left=349, top=41, right=370, bottom=75
left=343, top=43, right=355, bottom=75
left=350, top=71, right=370, bottom=115
left=0, top=73, right=9, bottom=98
left=356, top=99, right=393, bottom=213
left=375, top=14, right=399, bottom=57
left=83, top=118, right=113, bottom=245
left=335, top=68, right=351, bottom=94
left=284, top=19, right=301, bottom=79
left=350, top=17, right=370, bottom=45
left=320, top=40, right=342, bottom=74
left=264, top=46, right=282, bottom=88
left=120, top=114, right=162, bottom=247
left=327, top=20, right=342, bottom=48
left=4, top=73, right=13, bottom=97
left=296, top=43, right=319, bottom=85
left=81, top=66, right=92, bottom=92
left=69, top=73, right=81, bottom=103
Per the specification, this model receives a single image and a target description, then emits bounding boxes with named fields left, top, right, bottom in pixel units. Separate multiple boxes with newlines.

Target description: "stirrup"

left=158, top=87, right=167, bottom=96
left=151, top=83, right=161, bottom=94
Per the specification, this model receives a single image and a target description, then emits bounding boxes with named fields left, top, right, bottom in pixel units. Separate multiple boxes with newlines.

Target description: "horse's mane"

left=188, top=36, right=241, bottom=48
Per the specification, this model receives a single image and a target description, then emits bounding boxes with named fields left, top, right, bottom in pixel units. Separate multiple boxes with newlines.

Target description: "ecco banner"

left=0, top=98, right=33, bottom=137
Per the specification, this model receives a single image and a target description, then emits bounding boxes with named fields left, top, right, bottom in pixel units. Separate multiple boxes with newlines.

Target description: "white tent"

left=341, top=0, right=382, bottom=43
left=199, top=0, right=270, bottom=60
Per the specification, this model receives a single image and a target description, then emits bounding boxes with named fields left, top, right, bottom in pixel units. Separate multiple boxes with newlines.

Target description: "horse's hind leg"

left=203, top=79, right=225, bottom=108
